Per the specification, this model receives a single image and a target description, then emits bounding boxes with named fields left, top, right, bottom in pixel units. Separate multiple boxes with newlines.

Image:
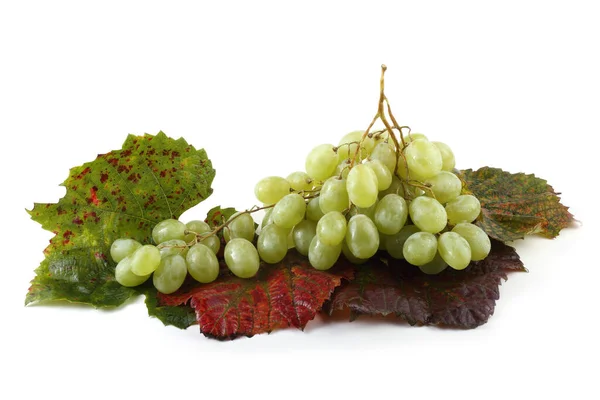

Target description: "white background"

left=1, top=1, right=597, bottom=399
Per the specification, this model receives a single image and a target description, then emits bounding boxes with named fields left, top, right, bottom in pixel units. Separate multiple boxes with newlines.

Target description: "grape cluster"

left=254, top=129, right=491, bottom=274
left=112, top=129, right=491, bottom=290
left=111, top=218, right=224, bottom=294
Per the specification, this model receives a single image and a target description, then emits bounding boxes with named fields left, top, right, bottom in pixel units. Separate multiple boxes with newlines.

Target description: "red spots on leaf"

left=117, top=164, right=132, bottom=173
left=171, top=151, right=180, bottom=160
left=147, top=148, right=156, bottom=156
left=121, top=149, right=132, bottom=157
left=57, top=207, right=67, bottom=216
left=100, top=172, right=109, bottom=183
left=127, top=173, right=141, bottom=183
left=107, top=157, right=118, bottom=166
left=94, top=252, right=107, bottom=261
left=160, top=170, right=167, bottom=178
left=83, top=211, right=100, bottom=223
left=72, top=216, right=83, bottom=225
left=89, top=187, right=100, bottom=206
left=62, top=230, right=74, bottom=245
left=144, top=195, right=156, bottom=208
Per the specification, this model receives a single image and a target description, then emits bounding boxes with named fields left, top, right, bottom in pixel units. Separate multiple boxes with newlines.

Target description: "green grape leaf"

left=460, top=167, right=573, bottom=241
left=158, top=250, right=354, bottom=340
left=142, top=286, right=197, bottom=329
left=26, top=132, right=215, bottom=308
left=326, top=240, right=525, bottom=328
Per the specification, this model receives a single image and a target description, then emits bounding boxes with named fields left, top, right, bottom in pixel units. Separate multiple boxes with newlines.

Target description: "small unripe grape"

left=305, top=144, right=338, bottom=181
left=319, top=177, right=349, bottom=214
left=254, top=176, right=291, bottom=205
left=272, top=193, right=306, bottom=229
left=286, top=171, right=313, bottom=192
left=346, top=164, right=378, bottom=208
left=152, top=219, right=186, bottom=244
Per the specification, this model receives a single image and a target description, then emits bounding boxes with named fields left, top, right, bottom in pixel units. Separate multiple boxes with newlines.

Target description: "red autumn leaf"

left=158, top=250, right=354, bottom=340
left=326, top=240, right=525, bottom=328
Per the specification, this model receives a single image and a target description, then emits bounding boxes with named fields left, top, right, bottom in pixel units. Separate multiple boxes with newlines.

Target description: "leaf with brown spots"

left=460, top=167, right=574, bottom=241
left=158, top=250, right=354, bottom=340
left=326, top=241, right=525, bottom=328
left=26, top=132, right=215, bottom=308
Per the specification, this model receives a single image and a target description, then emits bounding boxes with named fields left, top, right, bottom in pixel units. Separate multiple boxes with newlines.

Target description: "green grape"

left=153, top=254, right=188, bottom=294
left=185, top=243, right=219, bottom=283
left=316, top=211, right=347, bottom=246
left=342, top=241, right=368, bottom=264
left=184, top=220, right=211, bottom=242
left=261, top=208, right=274, bottom=228
left=438, top=232, right=471, bottom=270
left=419, top=253, right=448, bottom=275
left=186, top=243, right=220, bottom=283
left=374, top=194, right=408, bottom=235
left=115, top=256, right=151, bottom=287
left=254, top=176, right=291, bottom=205
left=365, top=159, right=392, bottom=191
left=306, top=197, right=325, bottom=221
left=404, top=133, right=428, bottom=144
left=337, top=130, right=375, bottom=161
left=223, top=212, right=255, bottom=242
left=425, top=171, right=462, bottom=204
left=370, top=142, right=397, bottom=173
left=257, top=223, right=289, bottom=264
left=157, top=239, right=189, bottom=258
left=378, top=175, right=402, bottom=199
left=184, top=220, right=220, bottom=254
left=403, top=232, right=437, bottom=266
left=346, top=164, right=378, bottom=208
left=346, top=214, right=379, bottom=259
left=409, top=196, right=447, bottom=234
left=334, top=158, right=351, bottom=179
left=404, top=139, right=443, bottom=180
left=110, top=238, right=142, bottom=263
left=152, top=219, right=186, bottom=244
left=451, top=223, right=491, bottom=261
left=272, top=193, right=306, bottom=229
left=385, top=224, right=420, bottom=259
left=432, top=141, right=456, bottom=171
left=224, top=238, right=260, bottom=278
left=305, top=144, right=338, bottom=180
left=319, top=177, right=349, bottom=213
left=130, top=245, right=161, bottom=276
left=446, top=195, right=481, bottom=225
left=292, top=219, right=317, bottom=256
left=200, top=235, right=220, bottom=255
left=287, top=171, right=313, bottom=192
left=308, top=236, right=342, bottom=271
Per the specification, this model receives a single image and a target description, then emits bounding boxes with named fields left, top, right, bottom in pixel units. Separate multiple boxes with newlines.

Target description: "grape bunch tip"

left=111, top=66, right=492, bottom=292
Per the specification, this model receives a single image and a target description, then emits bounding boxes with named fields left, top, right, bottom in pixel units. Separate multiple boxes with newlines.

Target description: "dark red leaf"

left=326, top=240, right=525, bottom=329
left=159, top=250, right=354, bottom=340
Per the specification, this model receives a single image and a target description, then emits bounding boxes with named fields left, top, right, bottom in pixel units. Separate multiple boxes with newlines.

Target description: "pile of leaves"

left=26, top=132, right=573, bottom=340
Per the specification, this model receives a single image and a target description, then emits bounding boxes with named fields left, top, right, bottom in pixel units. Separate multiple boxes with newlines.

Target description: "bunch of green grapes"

left=112, top=216, right=258, bottom=293
left=113, top=128, right=491, bottom=288
left=254, top=129, right=491, bottom=274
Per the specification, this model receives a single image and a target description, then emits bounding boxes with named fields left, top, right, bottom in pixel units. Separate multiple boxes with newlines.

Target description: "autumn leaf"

left=461, top=167, right=573, bottom=241
left=159, top=250, right=354, bottom=340
left=26, top=132, right=215, bottom=308
left=326, top=240, right=525, bottom=328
